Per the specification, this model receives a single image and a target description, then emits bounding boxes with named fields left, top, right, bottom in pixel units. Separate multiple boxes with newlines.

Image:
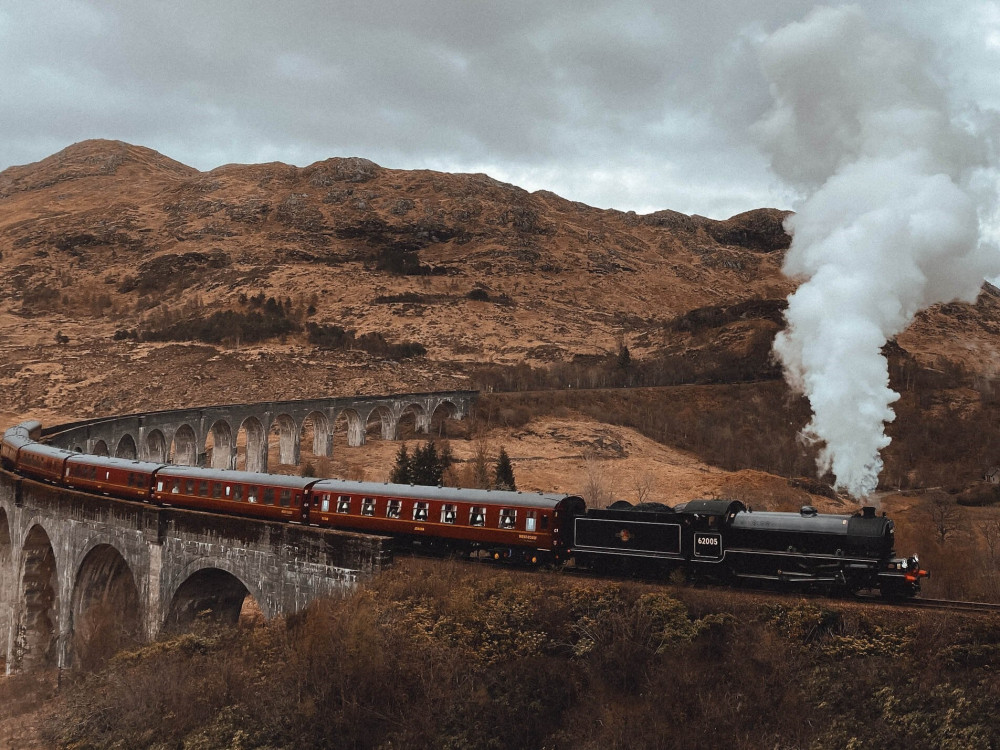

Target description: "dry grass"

left=30, top=559, right=1000, bottom=749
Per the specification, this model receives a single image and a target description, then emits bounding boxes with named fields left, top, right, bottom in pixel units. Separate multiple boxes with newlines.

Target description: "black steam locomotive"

left=573, top=499, right=927, bottom=597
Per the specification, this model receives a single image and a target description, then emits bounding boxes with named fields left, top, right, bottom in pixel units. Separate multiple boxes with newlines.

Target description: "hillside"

left=0, top=140, right=791, bottom=378
left=2, top=139, right=1000, bottom=509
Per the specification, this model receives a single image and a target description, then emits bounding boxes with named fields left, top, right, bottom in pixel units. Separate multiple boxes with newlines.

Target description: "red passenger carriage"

left=0, top=428, right=32, bottom=470
left=307, top=479, right=586, bottom=563
left=63, top=454, right=163, bottom=502
left=151, top=465, right=316, bottom=522
left=16, top=441, right=77, bottom=484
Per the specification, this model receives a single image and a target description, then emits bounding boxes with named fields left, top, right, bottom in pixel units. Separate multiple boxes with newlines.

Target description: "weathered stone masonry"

left=50, top=390, right=477, bottom=472
left=0, top=390, right=475, bottom=671
left=0, top=470, right=391, bottom=672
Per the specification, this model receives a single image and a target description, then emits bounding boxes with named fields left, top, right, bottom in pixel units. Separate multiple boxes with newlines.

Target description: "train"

left=1, top=422, right=928, bottom=598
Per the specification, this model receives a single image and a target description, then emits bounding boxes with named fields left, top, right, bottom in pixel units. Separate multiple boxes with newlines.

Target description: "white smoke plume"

left=754, top=5, right=1000, bottom=497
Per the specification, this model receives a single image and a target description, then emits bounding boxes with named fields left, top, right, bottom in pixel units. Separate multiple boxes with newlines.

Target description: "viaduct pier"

left=0, top=390, right=475, bottom=671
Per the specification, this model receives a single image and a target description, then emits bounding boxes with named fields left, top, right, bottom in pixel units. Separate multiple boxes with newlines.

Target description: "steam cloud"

left=755, top=5, right=1000, bottom=497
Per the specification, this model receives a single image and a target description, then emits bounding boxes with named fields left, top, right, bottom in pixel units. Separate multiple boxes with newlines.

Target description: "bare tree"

left=471, top=437, right=492, bottom=489
left=582, top=451, right=615, bottom=508
left=632, top=471, right=656, bottom=505
left=925, top=491, right=964, bottom=545
left=978, top=518, right=1000, bottom=565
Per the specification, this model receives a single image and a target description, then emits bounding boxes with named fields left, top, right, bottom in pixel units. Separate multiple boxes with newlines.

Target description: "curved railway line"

left=438, top=553, right=1000, bottom=616
left=0, top=412, right=938, bottom=611
left=871, top=596, right=1000, bottom=615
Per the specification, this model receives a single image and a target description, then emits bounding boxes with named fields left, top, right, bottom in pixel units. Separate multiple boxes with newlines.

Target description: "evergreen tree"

left=390, top=444, right=411, bottom=484
left=438, top=442, right=454, bottom=485
left=617, top=344, right=631, bottom=371
left=407, top=441, right=455, bottom=486
left=494, top=447, right=516, bottom=491
left=411, top=442, right=439, bottom=486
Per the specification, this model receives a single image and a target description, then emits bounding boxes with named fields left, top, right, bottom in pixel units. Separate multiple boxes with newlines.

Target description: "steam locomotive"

left=1, top=422, right=927, bottom=598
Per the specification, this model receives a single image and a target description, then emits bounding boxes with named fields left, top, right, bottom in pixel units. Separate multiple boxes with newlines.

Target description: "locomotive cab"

left=675, top=500, right=746, bottom=569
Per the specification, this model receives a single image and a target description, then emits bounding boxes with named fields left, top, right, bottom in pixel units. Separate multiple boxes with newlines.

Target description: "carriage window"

left=337, top=495, right=351, bottom=513
left=470, top=506, right=486, bottom=527
left=525, top=511, right=537, bottom=532
left=541, top=515, right=549, bottom=530
left=233, top=485, right=243, bottom=501
left=213, top=483, right=223, bottom=499
left=362, top=497, right=376, bottom=516
left=186, top=479, right=195, bottom=494
left=320, top=495, right=330, bottom=513
left=172, top=480, right=181, bottom=494
left=499, top=509, right=517, bottom=529
left=387, top=499, right=402, bottom=519
left=280, top=489, right=291, bottom=507
left=157, top=481, right=164, bottom=492
left=225, top=485, right=231, bottom=497
left=413, top=502, right=429, bottom=521
left=199, top=481, right=209, bottom=496
left=263, top=488, right=275, bottom=505
left=248, top=487, right=259, bottom=503
left=127, top=473, right=134, bottom=487
left=441, top=504, right=457, bottom=524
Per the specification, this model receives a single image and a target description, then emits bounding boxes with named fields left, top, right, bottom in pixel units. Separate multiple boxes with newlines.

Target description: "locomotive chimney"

left=862, top=506, right=876, bottom=519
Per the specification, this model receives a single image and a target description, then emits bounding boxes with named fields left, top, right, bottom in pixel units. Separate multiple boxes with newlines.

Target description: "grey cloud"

left=0, top=1, right=996, bottom=218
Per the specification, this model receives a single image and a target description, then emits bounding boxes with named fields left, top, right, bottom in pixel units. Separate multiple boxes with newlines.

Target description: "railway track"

left=853, top=594, right=1000, bottom=614
left=890, top=597, right=1000, bottom=614
left=461, top=556, right=1000, bottom=615
left=416, top=553, right=996, bottom=612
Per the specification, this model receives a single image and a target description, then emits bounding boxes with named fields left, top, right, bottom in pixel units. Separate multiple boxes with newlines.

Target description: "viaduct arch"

left=0, top=391, right=475, bottom=671
left=48, top=391, right=476, bottom=475
left=0, top=471, right=390, bottom=672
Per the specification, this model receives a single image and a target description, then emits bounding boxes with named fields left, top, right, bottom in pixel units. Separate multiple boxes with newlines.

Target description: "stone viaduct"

left=50, top=390, right=476, bottom=473
left=0, top=390, right=476, bottom=672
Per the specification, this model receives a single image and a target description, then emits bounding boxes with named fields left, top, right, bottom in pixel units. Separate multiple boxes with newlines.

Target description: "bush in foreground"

left=46, top=561, right=1000, bottom=749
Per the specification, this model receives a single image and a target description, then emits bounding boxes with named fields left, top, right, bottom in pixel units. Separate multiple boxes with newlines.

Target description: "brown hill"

left=1, top=139, right=997, bottom=510
left=0, top=139, right=792, bottom=358
left=0, top=139, right=799, bottom=407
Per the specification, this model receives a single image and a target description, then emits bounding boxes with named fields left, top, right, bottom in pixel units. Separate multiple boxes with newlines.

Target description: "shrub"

left=957, top=482, right=1000, bottom=507
left=306, top=323, right=426, bottom=360
left=41, top=562, right=1000, bottom=749
left=141, top=309, right=299, bottom=345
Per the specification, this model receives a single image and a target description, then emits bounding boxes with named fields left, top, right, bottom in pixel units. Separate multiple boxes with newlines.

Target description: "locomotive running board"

left=735, top=572, right=843, bottom=585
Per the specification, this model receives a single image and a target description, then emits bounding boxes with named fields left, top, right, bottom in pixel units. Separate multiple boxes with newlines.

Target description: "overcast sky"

left=1, top=1, right=998, bottom=219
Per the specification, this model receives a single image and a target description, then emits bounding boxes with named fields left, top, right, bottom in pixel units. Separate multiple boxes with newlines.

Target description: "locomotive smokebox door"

left=694, top=532, right=723, bottom=560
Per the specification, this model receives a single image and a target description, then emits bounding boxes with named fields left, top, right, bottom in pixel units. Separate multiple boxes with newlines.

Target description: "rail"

left=855, top=594, right=1000, bottom=614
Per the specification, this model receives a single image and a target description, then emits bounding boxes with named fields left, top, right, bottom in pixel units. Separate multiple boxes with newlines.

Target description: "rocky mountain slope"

left=0, top=139, right=797, bottom=410
left=1, top=139, right=998, bottom=506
